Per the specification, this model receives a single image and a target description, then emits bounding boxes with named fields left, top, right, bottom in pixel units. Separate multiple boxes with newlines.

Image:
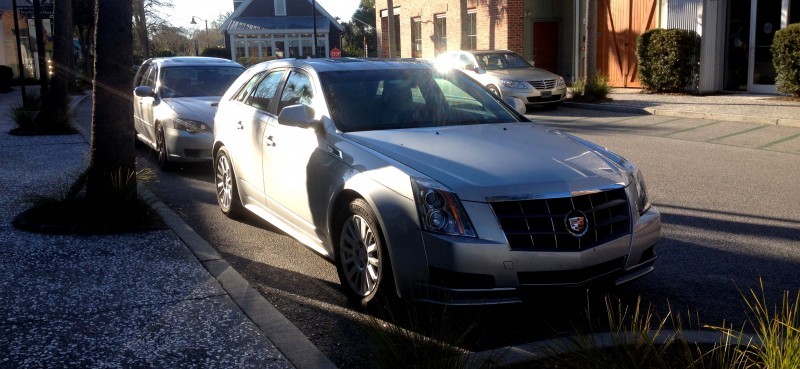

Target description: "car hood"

left=485, top=67, right=559, bottom=81
left=345, top=123, right=629, bottom=202
left=163, top=96, right=220, bottom=124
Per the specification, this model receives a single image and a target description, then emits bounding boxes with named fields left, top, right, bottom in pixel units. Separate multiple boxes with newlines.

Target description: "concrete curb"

left=563, top=101, right=800, bottom=128
left=138, top=185, right=338, bottom=369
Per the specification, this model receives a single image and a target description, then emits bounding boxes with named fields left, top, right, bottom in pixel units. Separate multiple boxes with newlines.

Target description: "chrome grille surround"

left=490, top=187, right=631, bottom=251
left=528, top=79, right=557, bottom=90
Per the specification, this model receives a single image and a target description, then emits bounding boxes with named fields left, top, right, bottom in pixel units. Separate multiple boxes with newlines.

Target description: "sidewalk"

left=564, top=88, right=800, bottom=127
left=0, top=89, right=334, bottom=368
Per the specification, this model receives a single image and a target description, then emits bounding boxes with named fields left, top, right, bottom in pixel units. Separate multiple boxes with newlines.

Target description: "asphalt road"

left=88, top=98, right=800, bottom=368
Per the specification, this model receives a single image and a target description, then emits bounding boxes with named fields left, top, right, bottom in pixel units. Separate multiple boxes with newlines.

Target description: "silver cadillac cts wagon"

left=212, top=58, right=660, bottom=306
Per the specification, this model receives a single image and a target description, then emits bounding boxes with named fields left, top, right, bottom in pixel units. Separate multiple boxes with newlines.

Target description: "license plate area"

left=540, top=91, right=552, bottom=98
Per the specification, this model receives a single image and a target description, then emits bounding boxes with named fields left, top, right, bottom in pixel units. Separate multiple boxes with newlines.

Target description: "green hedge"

left=636, top=28, right=701, bottom=92
left=772, top=23, right=800, bottom=97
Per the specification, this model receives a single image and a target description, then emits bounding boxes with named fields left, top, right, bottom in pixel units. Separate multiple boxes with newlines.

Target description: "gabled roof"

left=220, top=0, right=344, bottom=33
left=227, top=16, right=331, bottom=32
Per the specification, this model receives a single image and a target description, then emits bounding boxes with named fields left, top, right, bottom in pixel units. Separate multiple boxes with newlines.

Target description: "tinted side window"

left=247, top=70, right=285, bottom=112
left=233, top=72, right=265, bottom=102
left=143, top=66, right=157, bottom=88
left=278, top=71, right=314, bottom=112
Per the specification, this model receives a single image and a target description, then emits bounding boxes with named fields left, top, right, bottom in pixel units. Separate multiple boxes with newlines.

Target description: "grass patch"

left=360, top=281, right=800, bottom=369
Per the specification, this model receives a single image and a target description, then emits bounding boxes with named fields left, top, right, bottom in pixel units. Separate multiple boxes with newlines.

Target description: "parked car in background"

left=213, top=58, right=660, bottom=306
left=133, top=57, right=245, bottom=169
left=436, top=50, right=567, bottom=109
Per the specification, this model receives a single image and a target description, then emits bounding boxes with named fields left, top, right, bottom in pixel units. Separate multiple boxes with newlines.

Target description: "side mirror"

left=528, top=60, right=536, bottom=67
left=134, top=86, right=155, bottom=98
left=505, top=97, right=527, bottom=115
left=278, top=104, right=318, bottom=128
left=462, top=63, right=476, bottom=71
left=474, top=66, right=487, bottom=74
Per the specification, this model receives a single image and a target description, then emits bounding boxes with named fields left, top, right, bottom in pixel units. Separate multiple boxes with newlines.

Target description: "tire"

left=214, top=147, right=244, bottom=218
left=335, top=198, right=393, bottom=307
left=156, top=125, right=173, bottom=170
left=487, top=84, right=501, bottom=98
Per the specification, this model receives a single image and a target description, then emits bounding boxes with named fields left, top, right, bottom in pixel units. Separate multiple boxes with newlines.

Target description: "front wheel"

left=487, top=84, right=501, bottom=98
left=214, top=148, right=244, bottom=218
left=156, top=126, right=173, bottom=170
left=335, top=198, right=393, bottom=307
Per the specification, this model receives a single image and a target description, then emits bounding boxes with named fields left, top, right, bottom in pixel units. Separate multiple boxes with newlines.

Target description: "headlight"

left=411, top=178, right=476, bottom=237
left=557, top=77, right=565, bottom=87
left=173, top=117, right=210, bottom=133
left=500, top=80, right=529, bottom=89
left=634, top=169, right=651, bottom=215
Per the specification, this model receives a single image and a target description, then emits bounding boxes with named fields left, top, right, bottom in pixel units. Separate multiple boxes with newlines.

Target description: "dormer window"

left=275, top=0, right=286, bottom=16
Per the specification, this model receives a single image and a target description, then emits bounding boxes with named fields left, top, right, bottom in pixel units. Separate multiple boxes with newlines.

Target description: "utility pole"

left=312, top=0, right=318, bottom=57
left=32, top=0, right=48, bottom=99
left=11, top=0, right=27, bottom=106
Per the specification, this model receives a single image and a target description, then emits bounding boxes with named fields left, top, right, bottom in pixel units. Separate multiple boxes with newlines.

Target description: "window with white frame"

left=411, top=18, right=422, bottom=58
left=275, top=0, right=286, bottom=16
left=434, top=14, right=447, bottom=55
left=466, top=10, right=477, bottom=50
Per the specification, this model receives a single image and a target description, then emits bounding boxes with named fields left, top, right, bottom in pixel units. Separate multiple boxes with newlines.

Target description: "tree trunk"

left=47, top=0, right=73, bottom=114
left=133, top=0, right=150, bottom=59
left=86, top=0, right=136, bottom=204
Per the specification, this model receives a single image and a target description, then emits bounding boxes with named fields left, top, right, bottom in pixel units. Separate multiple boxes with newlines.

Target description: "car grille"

left=490, top=188, right=631, bottom=251
left=528, top=79, right=557, bottom=90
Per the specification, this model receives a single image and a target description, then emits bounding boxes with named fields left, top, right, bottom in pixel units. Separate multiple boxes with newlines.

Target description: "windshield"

left=319, top=68, right=521, bottom=132
left=475, top=53, right=532, bottom=70
left=160, top=66, right=245, bottom=98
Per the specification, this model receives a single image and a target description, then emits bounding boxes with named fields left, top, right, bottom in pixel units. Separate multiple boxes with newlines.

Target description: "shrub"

left=201, top=46, right=230, bottom=59
left=772, top=23, right=800, bottom=97
left=151, top=49, right=176, bottom=57
left=0, top=65, right=13, bottom=92
left=571, top=74, right=611, bottom=102
left=637, top=28, right=701, bottom=93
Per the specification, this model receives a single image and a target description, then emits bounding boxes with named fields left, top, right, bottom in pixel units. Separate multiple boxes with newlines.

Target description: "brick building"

left=376, top=0, right=800, bottom=93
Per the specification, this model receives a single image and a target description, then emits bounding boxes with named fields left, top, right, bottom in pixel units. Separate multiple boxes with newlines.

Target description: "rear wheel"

left=335, top=198, right=393, bottom=307
left=214, top=148, right=244, bottom=218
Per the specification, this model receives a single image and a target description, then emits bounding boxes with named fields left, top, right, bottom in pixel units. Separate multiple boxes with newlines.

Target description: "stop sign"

left=330, top=48, right=341, bottom=58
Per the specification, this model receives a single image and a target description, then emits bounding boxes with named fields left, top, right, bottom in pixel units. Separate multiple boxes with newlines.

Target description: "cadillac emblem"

left=565, top=210, right=589, bottom=237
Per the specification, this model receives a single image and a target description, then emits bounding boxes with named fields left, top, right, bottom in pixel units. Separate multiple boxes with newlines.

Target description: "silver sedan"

left=133, top=57, right=244, bottom=169
left=213, top=58, right=660, bottom=306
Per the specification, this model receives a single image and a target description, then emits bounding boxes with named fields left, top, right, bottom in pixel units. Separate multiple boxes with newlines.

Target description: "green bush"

left=570, top=74, right=611, bottom=102
left=772, top=23, right=800, bottom=97
left=201, top=46, right=230, bottom=59
left=637, top=28, right=701, bottom=92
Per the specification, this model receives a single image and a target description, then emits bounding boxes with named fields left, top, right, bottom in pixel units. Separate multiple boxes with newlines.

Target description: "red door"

left=533, top=21, right=559, bottom=73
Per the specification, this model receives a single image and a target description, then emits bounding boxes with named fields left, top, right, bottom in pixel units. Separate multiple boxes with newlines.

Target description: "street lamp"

left=190, top=16, right=209, bottom=56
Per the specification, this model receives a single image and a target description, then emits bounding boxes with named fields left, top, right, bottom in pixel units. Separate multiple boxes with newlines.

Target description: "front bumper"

left=502, top=86, right=567, bottom=106
left=401, top=206, right=661, bottom=306
left=164, top=127, right=213, bottom=162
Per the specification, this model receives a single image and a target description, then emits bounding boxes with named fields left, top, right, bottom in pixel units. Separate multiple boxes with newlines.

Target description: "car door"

left=139, top=64, right=160, bottom=146
left=230, top=69, right=286, bottom=204
left=262, top=70, right=326, bottom=238
left=134, top=64, right=157, bottom=144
